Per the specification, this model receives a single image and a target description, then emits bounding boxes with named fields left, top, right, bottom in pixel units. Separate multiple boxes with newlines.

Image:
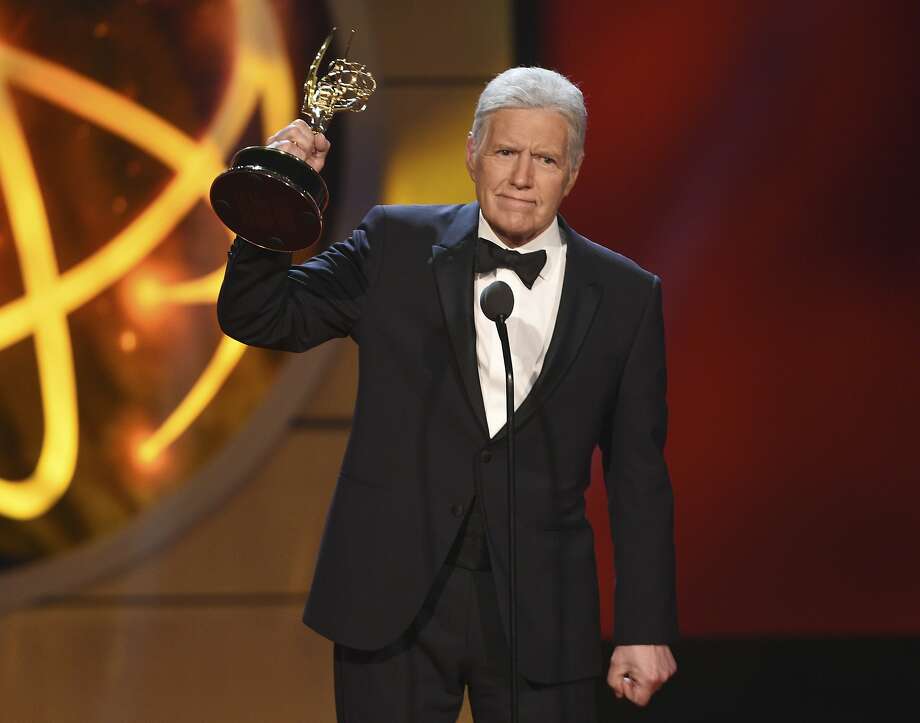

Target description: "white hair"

left=470, top=66, right=587, bottom=167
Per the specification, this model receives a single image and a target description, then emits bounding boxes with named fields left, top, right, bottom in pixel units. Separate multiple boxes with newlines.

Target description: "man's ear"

left=563, top=160, right=582, bottom=197
left=465, top=133, right=477, bottom=182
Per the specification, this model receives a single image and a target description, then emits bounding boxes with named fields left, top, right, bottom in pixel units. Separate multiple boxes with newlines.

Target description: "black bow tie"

left=475, top=238, right=547, bottom=290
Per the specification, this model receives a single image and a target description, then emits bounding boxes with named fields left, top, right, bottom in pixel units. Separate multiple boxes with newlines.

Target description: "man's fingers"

left=267, top=122, right=329, bottom=155
left=263, top=122, right=331, bottom=172
left=607, top=670, right=627, bottom=699
left=285, top=123, right=318, bottom=152
left=267, top=138, right=308, bottom=162
left=611, top=672, right=662, bottom=708
left=266, top=120, right=305, bottom=145
left=313, top=132, right=331, bottom=155
left=608, top=644, right=677, bottom=708
left=266, top=123, right=312, bottom=152
left=625, top=681, right=653, bottom=707
left=289, top=120, right=330, bottom=156
left=290, top=118, right=312, bottom=135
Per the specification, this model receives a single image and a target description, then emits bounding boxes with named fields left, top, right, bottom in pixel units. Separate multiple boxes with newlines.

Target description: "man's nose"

left=510, top=153, right=534, bottom=188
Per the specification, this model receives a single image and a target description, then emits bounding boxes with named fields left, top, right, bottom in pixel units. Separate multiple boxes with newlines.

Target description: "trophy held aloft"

left=210, top=29, right=375, bottom=252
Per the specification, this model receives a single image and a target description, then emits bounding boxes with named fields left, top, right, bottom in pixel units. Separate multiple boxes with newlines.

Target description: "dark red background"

left=538, top=0, right=920, bottom=637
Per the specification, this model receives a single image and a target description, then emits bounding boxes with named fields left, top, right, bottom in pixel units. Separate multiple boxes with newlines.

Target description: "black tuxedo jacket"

left=217, top=201, right=677, bottom=684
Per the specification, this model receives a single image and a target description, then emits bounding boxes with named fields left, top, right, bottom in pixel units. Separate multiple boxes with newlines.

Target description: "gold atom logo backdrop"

left=0, top=0, right=335, bottom=569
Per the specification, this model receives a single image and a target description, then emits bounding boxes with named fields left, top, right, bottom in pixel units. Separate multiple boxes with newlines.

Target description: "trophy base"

left=210, top=146, right=330, bottom=252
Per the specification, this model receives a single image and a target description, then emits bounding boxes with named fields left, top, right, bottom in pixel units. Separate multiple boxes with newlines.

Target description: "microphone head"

left=480, top=280, right=514, bottom=322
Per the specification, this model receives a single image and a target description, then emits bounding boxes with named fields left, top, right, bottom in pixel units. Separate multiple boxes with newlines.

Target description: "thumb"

left=313, top=132, right=331, bottom=155
left=607, top=662, right=630, bottom=699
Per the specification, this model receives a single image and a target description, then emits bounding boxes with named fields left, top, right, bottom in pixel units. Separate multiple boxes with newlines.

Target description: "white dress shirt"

left=474, top=212, right=567, bottom=438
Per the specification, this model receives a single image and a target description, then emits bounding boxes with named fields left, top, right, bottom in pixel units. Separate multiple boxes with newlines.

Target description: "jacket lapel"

left=431, top=203, right=489, bottom=436
left=495, top=215, right=602, bottom=439
left=431, top=205, right=601, bottom=440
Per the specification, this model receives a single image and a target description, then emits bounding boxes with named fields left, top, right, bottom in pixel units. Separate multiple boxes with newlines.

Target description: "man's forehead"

left=485, top=108, right=569, bottom=148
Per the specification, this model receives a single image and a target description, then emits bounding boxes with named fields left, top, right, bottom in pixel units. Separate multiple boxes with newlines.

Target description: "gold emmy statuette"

left=210, top=28, right=376, bottom=251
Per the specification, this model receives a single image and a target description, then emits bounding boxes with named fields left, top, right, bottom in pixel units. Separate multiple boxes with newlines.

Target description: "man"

left=218, top=67, right=677, bottom=721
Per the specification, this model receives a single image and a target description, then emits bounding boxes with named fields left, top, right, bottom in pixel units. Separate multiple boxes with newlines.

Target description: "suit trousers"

left=332, top=554, right=598, bottom=722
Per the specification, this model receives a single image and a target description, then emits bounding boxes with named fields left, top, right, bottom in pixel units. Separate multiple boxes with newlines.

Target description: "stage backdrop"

left=537, top=0, right=920, bottom=638
left=0, top=0, right=371, bottom=603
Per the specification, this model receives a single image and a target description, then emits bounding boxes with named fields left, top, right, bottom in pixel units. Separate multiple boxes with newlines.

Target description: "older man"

left=218, top=67, right=677, bottom=722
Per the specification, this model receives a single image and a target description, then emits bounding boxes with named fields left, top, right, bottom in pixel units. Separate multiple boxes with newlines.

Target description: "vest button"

left=480, top=449, right=492, bottom=463
left=451, top=504, right=465, bottom=518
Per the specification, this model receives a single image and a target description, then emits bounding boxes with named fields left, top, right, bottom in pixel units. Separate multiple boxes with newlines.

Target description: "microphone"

left=479, top=280, right=514, bottom=322
left=479, top=280, right=519, bottom=723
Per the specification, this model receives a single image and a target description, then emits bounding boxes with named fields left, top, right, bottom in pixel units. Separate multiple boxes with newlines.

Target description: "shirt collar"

left=477, top=211, right=564, bottom=281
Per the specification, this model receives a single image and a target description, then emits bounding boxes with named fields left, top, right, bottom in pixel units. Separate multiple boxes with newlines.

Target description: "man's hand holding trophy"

left=210, top=28, right=375, bottom=251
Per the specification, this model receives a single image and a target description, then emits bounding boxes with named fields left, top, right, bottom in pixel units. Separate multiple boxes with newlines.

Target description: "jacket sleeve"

left=599, top=274, right=679, bottom=646
left=216, top=205, right=386, bottom=352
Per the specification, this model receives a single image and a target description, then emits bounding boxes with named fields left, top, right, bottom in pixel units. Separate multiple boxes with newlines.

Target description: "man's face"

left=466, top=107, right=580, bottom=247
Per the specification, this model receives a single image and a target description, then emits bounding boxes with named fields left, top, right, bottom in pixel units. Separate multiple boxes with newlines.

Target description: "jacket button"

left=480, top=449, right=492, bottom=463
left=451, top=504, right=465, bottom=518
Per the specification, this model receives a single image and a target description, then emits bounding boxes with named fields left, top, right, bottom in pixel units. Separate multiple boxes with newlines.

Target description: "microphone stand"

left=494, top=315, right=519, bottom=723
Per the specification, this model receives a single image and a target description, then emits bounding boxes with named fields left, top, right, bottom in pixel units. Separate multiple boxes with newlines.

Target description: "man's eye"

left=541, top=156, right=557, bottom=165
left=497, top=149, right=513, bottom=156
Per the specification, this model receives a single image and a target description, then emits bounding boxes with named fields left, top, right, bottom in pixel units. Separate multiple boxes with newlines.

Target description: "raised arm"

left=216, top=120, right=384, bottom=352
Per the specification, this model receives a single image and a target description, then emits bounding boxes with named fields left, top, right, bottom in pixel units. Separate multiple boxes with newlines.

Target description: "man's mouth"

left=497, top=195, right=536, bottom=207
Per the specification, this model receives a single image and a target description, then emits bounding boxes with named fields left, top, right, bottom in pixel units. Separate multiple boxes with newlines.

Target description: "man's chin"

left=484, top=215, right=537, bottom=246
left=496, top=228, right=537, bottom=247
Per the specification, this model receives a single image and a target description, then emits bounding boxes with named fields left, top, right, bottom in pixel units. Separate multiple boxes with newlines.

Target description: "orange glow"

left=118, top=330, right=138, bottom=353
left=0, top=0, right=297, bottom=519
left=118, top=268, right=176, bottom=332
left=130, top=274, right=165, bottom=313
left=134, top=438, right=161, bottom=469
left=127, top=424, right=170, bottom=483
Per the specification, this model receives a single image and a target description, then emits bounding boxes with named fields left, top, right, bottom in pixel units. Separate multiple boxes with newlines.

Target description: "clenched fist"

left=607, top=644, right=676, bottom=707
left=265, top=119, right=331, bottom=173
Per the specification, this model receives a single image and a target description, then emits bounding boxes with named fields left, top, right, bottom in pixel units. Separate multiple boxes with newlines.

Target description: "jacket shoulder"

left=361, top=203, right=469, bottom=233
left=572, top=230, right=660, bottom=288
